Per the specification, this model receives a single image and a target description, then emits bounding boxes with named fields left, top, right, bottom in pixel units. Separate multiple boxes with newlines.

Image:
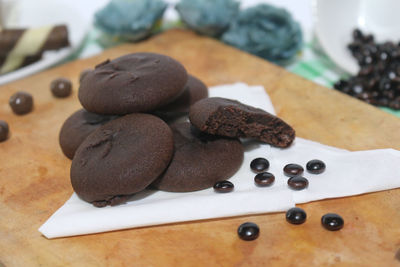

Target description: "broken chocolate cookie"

left=189, top=97, right=295, bottom=147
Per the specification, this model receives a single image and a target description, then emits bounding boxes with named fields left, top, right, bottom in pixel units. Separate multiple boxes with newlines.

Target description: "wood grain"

left=1, top=29, right=400, bottom=267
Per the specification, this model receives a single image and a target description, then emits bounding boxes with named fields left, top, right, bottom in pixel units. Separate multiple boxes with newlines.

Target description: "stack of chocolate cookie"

left=59, top=52, right=295, bottom=207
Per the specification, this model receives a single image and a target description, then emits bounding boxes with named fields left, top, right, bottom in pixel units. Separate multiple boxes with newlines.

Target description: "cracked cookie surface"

left=59, top=109, right=118, bottom=159
left=151, top=122, right=243, bottom=192
left=78, top=53, right=188, bottom=115
left=70, top=113, right=174, bottom=207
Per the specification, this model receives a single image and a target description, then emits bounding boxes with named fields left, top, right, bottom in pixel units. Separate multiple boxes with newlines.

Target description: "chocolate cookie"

left=78, top=53, right=188, bottom=115
left=70, top=113, right=174, bottom=207
left=59, top=109, right=118, bottom=159
left=79, top=69, right=92, bottom=83
left=154, top=74, right=208, bottom=120
left=189, top=97, right=295, bottom=148
left=152, top=122, right=243, bottom=192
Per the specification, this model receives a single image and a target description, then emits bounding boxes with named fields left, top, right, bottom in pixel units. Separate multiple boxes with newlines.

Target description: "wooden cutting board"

left=1, top=29, right=400, bottom=267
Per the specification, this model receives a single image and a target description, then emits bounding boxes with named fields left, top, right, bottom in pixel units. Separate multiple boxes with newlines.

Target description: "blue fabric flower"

left=221, top=4, right=303, bottom=64
left=95, top=0, right=167, bottom=41
left=176, top=0, right=239, bottom=37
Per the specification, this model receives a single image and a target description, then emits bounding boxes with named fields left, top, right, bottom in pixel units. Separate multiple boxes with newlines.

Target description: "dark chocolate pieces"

left=283, top=163, right=304, bottom=177
left=334, top=28, right=400, bottom=109
left=0, top=120, right=9, bottom=142
left=306, top=159, right=326, bottom=174
left=237, top=222, right=260, bottom=241
left=283, top=163, right=308, bottom=190
left=395, top=248, right=400, bottom=262
left=189, top=97, right=295, bottom=148
left=321, top=213, right=344, bottom=231
left=9, top=91, right=33, bottom=115
left=287, top=176, right=309, bottom=190
left=214, top=180, right=234, bottom=193
left=254, top=172, right=275, bottom=187
left=286, top=207, right=307, bottom=225
left=51, top=78, right=72, bottom=98
left=250, top=158, right=269, bottom=173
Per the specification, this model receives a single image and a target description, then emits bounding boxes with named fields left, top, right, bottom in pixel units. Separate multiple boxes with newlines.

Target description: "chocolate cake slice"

left=189, top=97, right=295, bottom=148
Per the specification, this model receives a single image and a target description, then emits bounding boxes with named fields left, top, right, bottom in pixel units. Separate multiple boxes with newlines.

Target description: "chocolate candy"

left=213, top=180, right=234, bottom=193
left=0, top=120, right=9, bottom=142
left=250, top=158, right=270, bottom=173
left=9, top=91, right=33, bottom=115
left=237, top=222, right=259, bottom=241
left=286, top=207, right=307, bottom=225
left=283, top=163, right=304, bottom=177
left=306, top=159, right=326, bottom=174
left=51, top=78, right=72, bottom=98
left=334, top=28, right=400, bottom=109
left=395, top=248, right=400, bottom=262
left=254, top=172, right=275, bottom=187
left=321, top=213, right=344, bottom=231
left=287, top=176, right=309, bottom=190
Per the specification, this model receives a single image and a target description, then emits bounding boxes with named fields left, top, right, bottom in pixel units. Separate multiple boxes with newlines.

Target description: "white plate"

left=0, top=0, right=89, bottom=85
left=314, top=0, right=400, bottom=75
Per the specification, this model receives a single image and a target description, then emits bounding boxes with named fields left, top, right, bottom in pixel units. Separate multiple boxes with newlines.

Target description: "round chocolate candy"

left=395, top=248, right=400, bottom=262
left=237, top=222, right=259, bottom=241
left=254, top=172, right=275, bottom=187
left=213, top=180, right=234, bottom=193
left=0, top=120, right=9, bottom=142
left=321, top=213, right=344, bottom=231
left=334, top=28, right=400, bottom=110
left=306, top=159, right=326, bottom=174
left=9, top=91, right=33, bottom=115
left=51, top=78, right=72, bottom=98
left=287, top=176, right=309, bottom=190
left=286, top=207, right=307, bottom=225
left=283, top=163, right=304, bottom=177
left=250, top=158, right=269, bottom=173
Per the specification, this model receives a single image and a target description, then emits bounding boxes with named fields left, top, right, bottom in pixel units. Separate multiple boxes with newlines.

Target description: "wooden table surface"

left=1, top=29, right=400, bottom=267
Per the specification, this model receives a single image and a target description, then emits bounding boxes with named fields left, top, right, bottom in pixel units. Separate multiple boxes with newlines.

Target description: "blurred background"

left=1, top=0, right=400, bottom=116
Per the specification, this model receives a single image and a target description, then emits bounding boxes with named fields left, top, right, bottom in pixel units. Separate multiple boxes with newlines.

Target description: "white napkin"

left=39, top=83, right=400, bottom=238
